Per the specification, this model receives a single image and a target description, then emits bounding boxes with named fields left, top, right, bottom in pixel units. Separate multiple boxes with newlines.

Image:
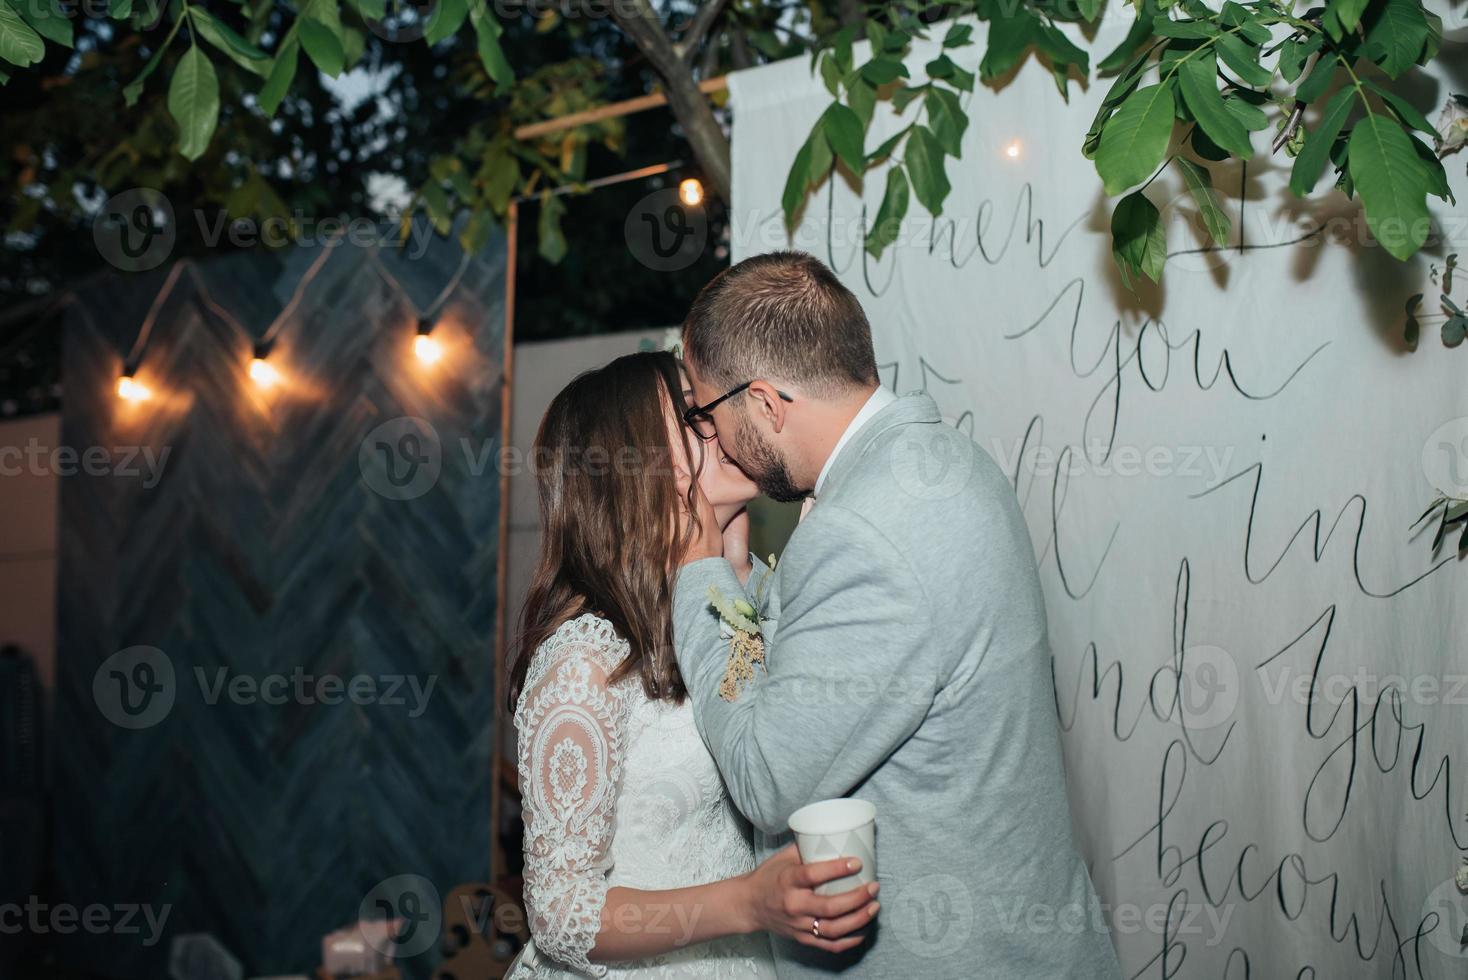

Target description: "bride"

left=505, top=351, right=879, bottom=978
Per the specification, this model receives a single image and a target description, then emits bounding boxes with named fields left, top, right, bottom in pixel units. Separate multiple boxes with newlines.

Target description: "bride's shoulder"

left=523, top=612, right=631, bottom=691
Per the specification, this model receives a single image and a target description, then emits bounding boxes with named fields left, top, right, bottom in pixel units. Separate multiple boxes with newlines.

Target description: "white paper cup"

left=788, top=798, right=877, bottom=896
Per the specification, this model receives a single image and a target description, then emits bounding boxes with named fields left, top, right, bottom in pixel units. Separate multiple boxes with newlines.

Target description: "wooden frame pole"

left=513, top=76, right=727, bottom=142
left=491, top=200, right=519, bottom=882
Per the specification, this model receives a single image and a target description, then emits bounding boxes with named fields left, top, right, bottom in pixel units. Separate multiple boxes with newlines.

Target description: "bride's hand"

left=722, top=508, right=753, bottom=584
left=673, top=466, right=723, bottom=566
left=738, top=844, right=880, bottom=953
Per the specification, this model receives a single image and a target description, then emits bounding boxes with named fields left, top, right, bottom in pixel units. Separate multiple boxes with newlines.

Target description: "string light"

left=249, top=341, right=282, bottom=389
left=679, top=177, right=704, bottom=207
left=116, top=373, right=151, bottom=402
left=415, top=318, right=444, bottom=365
left=1005, top=141, right=1022, bottom=159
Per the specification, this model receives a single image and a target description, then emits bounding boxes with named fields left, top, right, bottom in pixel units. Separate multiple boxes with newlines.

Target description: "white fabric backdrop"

left=728, top=18, right=1468, bottom=977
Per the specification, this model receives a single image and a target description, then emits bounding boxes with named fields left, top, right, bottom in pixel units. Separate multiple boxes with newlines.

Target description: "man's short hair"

left=682, top=251, right=878, bottom=395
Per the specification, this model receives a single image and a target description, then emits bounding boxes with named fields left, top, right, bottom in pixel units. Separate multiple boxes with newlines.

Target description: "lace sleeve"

left=514, top=625, right=631, bottom=977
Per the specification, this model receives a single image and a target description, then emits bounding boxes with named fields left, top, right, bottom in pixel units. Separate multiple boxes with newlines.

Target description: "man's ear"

left=745, top=380, right=790, bottom=434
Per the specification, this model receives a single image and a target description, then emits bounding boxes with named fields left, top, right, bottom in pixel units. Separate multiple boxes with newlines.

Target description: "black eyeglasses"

left=682, top=382, right=794, bottom=441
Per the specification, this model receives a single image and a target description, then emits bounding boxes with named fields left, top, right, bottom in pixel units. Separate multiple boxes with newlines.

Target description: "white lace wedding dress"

left=508, top=612, right=777, bottom=979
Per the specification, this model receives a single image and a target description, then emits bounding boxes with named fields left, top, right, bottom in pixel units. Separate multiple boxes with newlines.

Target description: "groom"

left=672, top=251, right=1122, bottom=978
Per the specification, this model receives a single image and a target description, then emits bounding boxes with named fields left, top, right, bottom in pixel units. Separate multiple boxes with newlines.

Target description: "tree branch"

left=675, top=0, right=730, bottom=66
left=611, top=0, right=732, bottom=200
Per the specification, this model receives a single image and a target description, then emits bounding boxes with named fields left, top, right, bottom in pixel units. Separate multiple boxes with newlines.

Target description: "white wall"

left=0, top=413, right=60, bottom=692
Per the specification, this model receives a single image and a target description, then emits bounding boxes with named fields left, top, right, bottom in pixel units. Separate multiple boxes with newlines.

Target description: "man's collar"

left=812, top=386, right=898, bottom=498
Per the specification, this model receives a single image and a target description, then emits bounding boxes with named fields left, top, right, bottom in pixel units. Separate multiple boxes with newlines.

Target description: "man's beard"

left=733, top=413, right=806, bottom=503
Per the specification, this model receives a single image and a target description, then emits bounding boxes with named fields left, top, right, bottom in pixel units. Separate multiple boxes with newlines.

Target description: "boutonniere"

left=708, top=555, right=777, bottom=702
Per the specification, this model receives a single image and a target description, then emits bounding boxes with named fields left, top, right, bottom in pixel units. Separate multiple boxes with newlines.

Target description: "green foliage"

left=790, top=0, right=1453, bottom=284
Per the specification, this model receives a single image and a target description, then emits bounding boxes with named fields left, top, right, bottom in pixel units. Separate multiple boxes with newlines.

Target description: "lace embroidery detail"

left=515, top=613, right=632, bottom=978
left=513, top=613, right=776, bottom=979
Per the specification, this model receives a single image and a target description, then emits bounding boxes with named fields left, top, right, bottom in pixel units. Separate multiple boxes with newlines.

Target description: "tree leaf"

left=980, top=8, right=1036, bottom=81
left=168, top=44, right=220, bottom=161
left=819, top=52, right=841, bottom=96
left=1111, top=191, right=1167, bottom=286
left=943, top=22, right=973, bottom=47
left=1289, top=85, right=1354, bottom=195
left=471, top=4, right=512, bottom=86
left=822, top=102, right=866, bottom=173
left=1215, top=32, right=1272, bottom=87
left=866, top=165, right=910, bottom=257
left=1364, top=0, right=1430, bottom=78
left=1177, top=157, right=1230, bottom=246
left=1348, top=111, right=1431, bottom=260
left=258, top=37, right=298, bottom=117
left=1222, top=95, right=1270, bottom=131
left=781, top=136, right=814, bottom=230
left=1098, top=13, right=1155, bottom=74
left=1364, top=79, right=1434, bottom=133
left=537, top=192, right=567, bottom=264
left=924, top=87, right=966, bottom=157
left=861, top=57, right=906, bottom=86
left=1328, top=0, right=1371, bottom=33
left=1176, top=52, right=1253, bottom=158
left=190, top=7, right=268, bottom=76
left=1220, top=1, right=1271, bottom=42
left=846, top=77, right=875, bottom=126
left=0, top=1, right=45, bottom=68
left=1152, top=16, right=1216, bottom=38
left=1295, top=53, right=1339, bottom=104
left=299, top=15, right=345, bottom=78
left=905, top=125, right=950, bottom=215
left=1095, top=81, right=1176, bottom=194
left=7, top=0, right=70, bottom=49
left=424, top=0, right=467, bottom=46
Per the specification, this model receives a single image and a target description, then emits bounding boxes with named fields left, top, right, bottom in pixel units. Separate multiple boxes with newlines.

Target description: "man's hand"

left=674, top=467, right=723, bottom=566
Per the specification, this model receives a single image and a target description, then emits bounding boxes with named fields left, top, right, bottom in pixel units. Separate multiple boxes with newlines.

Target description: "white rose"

left=1456, top=863, right=1468, bottom=894
left=1435, top=95, right=1468, bottom=155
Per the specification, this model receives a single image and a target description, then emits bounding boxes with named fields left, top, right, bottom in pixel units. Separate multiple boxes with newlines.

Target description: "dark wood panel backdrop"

left=52, top=232, right=507, bottom=978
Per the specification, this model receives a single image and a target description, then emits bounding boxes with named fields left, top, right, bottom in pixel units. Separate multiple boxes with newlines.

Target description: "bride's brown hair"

left=507, top=351, right=704, bottom=709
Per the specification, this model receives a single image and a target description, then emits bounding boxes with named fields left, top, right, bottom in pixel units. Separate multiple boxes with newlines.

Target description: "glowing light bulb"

left=117, top=375, right=151, bottom=402
left=679, top=177, right=704, bottom=207
left=415, top=333, right=443, bottom=365
left=1005, top=141, right=1022, bottom=159
left=249, top=357, right=281, bottom=388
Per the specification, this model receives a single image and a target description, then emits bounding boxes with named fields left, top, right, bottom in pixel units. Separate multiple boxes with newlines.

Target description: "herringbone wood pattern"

left=53, top=234, right=506, bottom=978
